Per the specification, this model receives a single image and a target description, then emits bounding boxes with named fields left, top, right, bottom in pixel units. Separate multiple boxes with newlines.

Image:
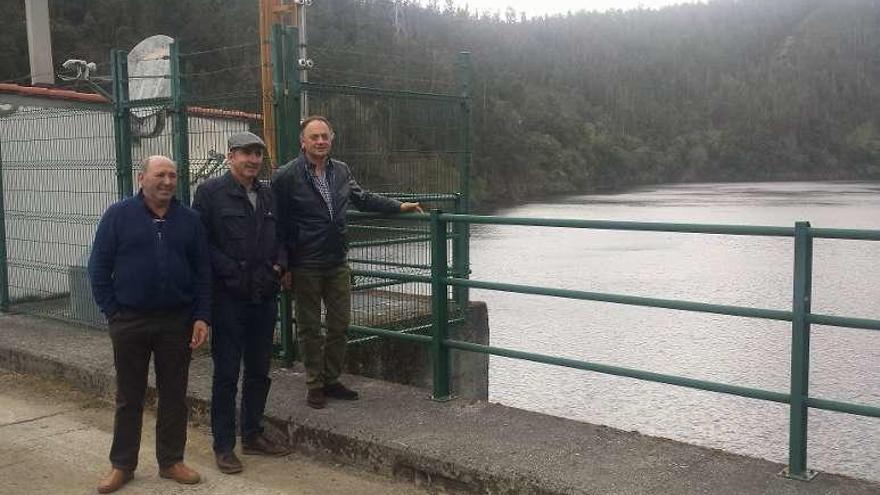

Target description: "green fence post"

left=784, top=221, right=816, bottom=481
left=278, top=293, right=295, bottom=366
left=0, top=145, right=9, bottom=312
left=271, top=24, right=286, bottom=162
left=271, top=24, right=299, bottom=365
left=431, top=209, right=452, bottom=400
left=272, top=25, right=301, bottom=163
left=271, top=23, right=291, bottom=364
left=284, top=25, right=302, bottom=129
left=170, top=41, right=191, bottom=205
left=111, top=49, right=133, bottom=199
left=452, top=51, right=472, bottom=312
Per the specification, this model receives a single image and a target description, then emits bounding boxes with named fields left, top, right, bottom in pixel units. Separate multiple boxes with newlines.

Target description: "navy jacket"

left=88, top=192, right=212, bottom=323
left=271, top=155, right=402, bottom=269
left=192, top=172, right=281, bottom=301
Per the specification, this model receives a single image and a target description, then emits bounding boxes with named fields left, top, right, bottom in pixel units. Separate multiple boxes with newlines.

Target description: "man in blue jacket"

left=192, top=132, right=290, bottom=475
left=272, top=116, right=423, bottom=409
left=89, top=155, right=210, bottom=493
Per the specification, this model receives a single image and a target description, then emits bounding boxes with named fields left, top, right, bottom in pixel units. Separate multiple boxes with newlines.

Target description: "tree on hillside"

left=2, top=0, right=878, bottom=207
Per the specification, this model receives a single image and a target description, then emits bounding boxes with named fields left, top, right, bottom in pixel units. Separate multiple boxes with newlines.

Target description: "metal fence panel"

left=303, top=83, right=465, bottom=337
left=0, top=38, right=470, bottom=358
left=0, top=104, right=116, bottom=324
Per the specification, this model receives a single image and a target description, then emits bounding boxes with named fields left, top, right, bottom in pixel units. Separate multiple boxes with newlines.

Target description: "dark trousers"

left=108, top=308, right=192, bottom=471
left=210, top=293, right=277, bottom=454
left=292, top=264, right=351, bottom=390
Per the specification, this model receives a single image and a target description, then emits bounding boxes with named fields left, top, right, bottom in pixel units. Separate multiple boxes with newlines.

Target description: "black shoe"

left=242, top=433, right=291, bottom=457
left=323, top=382, right=359, bottom=400
left=215, top=451, right=243, bottom=474
left=307, top=387, right=326, bottom=409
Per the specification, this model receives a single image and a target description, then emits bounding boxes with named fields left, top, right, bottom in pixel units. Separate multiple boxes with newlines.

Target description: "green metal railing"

left=3, top=32, right=876, bottom=480
left=349, top=210, right=880, bottom=482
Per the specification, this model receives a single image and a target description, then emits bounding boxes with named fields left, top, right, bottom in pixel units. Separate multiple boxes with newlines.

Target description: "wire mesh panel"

left=181, top=43, right=262, bottom=114
left=180, top=43, right=268, bottom=186
left=127, top=103, right=176, bottom=191
left=0, top=104, right=116, bottom=324
left=307, top=87, right=462, bottom=194
left=118, top=102, right=257, bottom=196
left=0, top=38, right=469, bottom=365
left=304, top=83, right=466, bottom=338
left=186, top=107, right=261, bottom=185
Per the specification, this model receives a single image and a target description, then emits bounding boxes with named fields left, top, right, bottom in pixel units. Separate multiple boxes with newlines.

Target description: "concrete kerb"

left=0, top=312, right=559, bottom=494
left=2, top=311, right=880, bottom=495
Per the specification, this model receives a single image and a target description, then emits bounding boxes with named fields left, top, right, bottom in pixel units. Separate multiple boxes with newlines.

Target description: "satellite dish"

left=128, top=35, right=173, bottom=137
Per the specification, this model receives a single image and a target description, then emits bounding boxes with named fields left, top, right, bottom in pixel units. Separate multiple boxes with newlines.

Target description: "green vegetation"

left=3, top=0, right=879, bottom=207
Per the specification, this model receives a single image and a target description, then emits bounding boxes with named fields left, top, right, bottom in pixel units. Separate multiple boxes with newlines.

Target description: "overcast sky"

left=452, top=0, right=706, bottom=18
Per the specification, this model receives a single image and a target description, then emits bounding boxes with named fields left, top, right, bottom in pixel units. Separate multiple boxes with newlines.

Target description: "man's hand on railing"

left=400, top=202, right=424, bottom=214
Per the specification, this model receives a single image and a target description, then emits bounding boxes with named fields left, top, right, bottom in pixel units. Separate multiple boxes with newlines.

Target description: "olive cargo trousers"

left=292, top=264, right=352, bottom=390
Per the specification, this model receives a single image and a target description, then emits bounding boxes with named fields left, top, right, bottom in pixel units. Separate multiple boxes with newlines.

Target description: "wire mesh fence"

left=304, top=83, right=467, bottom=338
left=309, top=46, right=458, bottom=93
left=0, top=38, right=470, bottom=359
left=0, top=103, right=116, bottom=324
left=180, top=43, right=269, bottom=185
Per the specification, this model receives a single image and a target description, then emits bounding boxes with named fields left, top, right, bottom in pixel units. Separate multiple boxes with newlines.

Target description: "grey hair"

left=139, top=155, right=177, bottom=173
left=299, top=115, right=335, bottom=139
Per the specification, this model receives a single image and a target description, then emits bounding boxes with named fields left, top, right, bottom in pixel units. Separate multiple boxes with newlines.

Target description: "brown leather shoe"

left=307, top=387, right=326, bottom=409
left=215, top=451, right=243, bottom=474
left=159, top=462, right=201, bottom=484
left=242, top=433, right=291, bottom=456
left=96, top=468, right=133, bottom=494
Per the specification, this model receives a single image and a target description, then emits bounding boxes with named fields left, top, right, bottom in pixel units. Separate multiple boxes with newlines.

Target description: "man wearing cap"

left=192, top=132, right=290, bottom=475
left=89, top=155, right=210, bottom=493
left=272, top=115, right=424, bottom=409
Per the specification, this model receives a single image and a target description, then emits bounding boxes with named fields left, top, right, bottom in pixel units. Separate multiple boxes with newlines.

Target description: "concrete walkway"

left=1, top=312, right=878, bottom=495
left=0, top=369, right=430, bottom=495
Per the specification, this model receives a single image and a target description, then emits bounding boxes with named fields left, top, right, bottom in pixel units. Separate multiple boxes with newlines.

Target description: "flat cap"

left=227, top=131, right=266, bottom=150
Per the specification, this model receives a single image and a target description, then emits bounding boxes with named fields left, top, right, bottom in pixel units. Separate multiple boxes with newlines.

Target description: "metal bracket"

left=779, top=467, right=818, bottom=482
left=430, top=394, right=457, bottom=403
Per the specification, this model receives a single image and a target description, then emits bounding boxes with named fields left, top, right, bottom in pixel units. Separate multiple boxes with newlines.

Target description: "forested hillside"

left=3, top=0, right=879, bottom=206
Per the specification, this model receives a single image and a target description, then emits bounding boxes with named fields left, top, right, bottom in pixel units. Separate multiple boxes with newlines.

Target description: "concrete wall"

left=345, top=301, right=489, bottom=400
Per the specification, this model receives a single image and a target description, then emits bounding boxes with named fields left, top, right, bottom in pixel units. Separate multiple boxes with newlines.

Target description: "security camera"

left=59, top=59, right=98, bottom=81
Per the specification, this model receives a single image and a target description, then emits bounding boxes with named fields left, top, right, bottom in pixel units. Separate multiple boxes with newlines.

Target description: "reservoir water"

left=470, top=181, right=880, bottom=482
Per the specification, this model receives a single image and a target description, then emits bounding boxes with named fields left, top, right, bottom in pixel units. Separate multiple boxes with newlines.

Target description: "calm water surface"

left=471, top=181, right=880, bottom=482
